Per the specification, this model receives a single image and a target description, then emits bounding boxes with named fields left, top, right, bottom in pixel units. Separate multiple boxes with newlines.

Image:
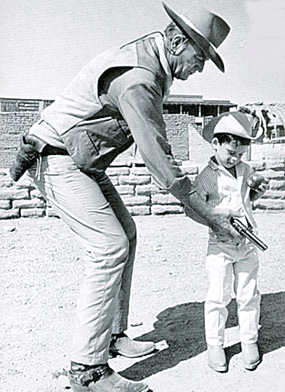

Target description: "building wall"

left=0, top=112, right=40, bottom=168
left=1, top=109, right=285, bottom=219
left=0, top=159, right=284, bottom=220
left=0, top=112, right=192, bottom=168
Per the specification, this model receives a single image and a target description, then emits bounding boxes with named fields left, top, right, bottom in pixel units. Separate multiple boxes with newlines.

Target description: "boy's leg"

left=234, top=242, right=261, bottom=369
left=205, top=242, right=235, bottom=372
left=205, top=242, right=234, bottom=346
left=234, top=243, right=261, bottom=344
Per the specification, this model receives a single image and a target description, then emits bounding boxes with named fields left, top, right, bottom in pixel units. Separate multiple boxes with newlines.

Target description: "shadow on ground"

left=120, top=291, right=285, bottom=381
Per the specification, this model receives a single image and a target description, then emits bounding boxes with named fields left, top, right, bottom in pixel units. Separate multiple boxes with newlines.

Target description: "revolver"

left=230, top=217, right=268, bottom=252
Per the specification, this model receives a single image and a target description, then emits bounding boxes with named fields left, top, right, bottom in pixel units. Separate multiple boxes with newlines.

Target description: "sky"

left=1, top=0, right=285, bottom=106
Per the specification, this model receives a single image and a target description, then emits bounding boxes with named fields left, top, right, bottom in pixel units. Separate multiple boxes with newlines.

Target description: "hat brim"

left=163, top=2, right=225, bottom=72
left=203, top=112, right=254, bottom=142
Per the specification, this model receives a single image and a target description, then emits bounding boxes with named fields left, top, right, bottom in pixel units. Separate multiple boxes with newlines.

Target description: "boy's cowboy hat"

left=162, top=2, right=230, bottom=72
left=202, top=112, right=254, bottom=142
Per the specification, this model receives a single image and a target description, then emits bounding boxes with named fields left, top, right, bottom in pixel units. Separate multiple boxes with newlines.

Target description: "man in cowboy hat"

left=10, top=2, right=236, bottom=391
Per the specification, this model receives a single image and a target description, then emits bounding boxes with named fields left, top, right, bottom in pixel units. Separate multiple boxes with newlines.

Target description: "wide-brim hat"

left=202, top=112, right=255, bottom=142
left=162, top=2, right=230, bottom=72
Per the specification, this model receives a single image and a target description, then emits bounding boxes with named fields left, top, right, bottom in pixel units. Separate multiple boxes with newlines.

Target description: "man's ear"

left=169, top=34, right=188, bottom=55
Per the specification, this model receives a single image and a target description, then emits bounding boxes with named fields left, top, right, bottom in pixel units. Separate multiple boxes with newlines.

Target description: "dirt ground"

left=1, top=212, right=285, bottom=392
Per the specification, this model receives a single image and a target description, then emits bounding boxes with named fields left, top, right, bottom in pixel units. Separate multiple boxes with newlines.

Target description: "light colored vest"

left=41, top=33, right=165, bottom=135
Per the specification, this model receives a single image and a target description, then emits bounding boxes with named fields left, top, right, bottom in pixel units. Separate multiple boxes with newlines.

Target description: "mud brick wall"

left=0, top=112, right=41, bottom=168
left=0, top=162, right=199, bottom=219
left=0, top=159, right=284, bottom=220
left=164, top=114, right=192, bottom=160
left=1, top=110, right=285, bottom=218
left=0, top=112, right=192, bottom=168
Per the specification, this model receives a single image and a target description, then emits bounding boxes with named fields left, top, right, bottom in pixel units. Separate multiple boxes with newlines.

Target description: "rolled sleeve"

left=118, top=79, right=194, bottom=204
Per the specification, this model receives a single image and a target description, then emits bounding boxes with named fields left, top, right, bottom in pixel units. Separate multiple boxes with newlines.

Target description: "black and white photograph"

left=1, top=1, right=285, bottom=391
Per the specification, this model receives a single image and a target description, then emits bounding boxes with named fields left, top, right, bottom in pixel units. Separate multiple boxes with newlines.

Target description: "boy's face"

left=212, top=138, right=249, bottom=169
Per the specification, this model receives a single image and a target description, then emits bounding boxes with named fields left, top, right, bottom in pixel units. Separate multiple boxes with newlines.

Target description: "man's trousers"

left=28, top=154, right=136, bottom=365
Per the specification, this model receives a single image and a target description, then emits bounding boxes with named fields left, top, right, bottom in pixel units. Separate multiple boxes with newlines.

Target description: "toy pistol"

left=230, top=217, right=268, bottom=252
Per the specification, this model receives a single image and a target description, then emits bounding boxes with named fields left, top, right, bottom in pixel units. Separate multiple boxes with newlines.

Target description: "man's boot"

left=69, top=362, right=151, bottom=392
left=109, top=332, right=156, bottom=358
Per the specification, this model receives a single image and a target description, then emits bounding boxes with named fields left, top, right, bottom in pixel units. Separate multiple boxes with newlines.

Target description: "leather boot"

left=69, top=362, right=151, bottom=392
left=242, top=342, right=261, bottom=370
left=207, top=345, right=227, bottom=372
left=109, top=332, right=155, bottom=358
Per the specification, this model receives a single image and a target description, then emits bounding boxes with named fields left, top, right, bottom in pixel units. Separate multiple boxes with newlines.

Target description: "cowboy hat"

left=162, top=2, right=230, bottom=72
left=202, top=112, right=254, bottom=142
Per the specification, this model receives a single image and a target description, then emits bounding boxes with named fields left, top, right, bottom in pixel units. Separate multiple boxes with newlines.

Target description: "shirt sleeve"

left=116, top=73, right=195, bottom=206
left=193, top=168, right=211, bottom=202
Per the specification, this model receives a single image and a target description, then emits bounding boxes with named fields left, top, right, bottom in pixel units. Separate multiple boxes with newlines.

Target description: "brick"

left=31, top=189, right=45, bottom=199
left=14, top=176, right=35, bottom=189
left=152, top=205, right=184, bottom=215
left=248, top=161, right=266, bottom=171
left=0, top=209, right=20, bottom=219
left=130, top=167, right=150, bottom=176
left=261, top=190, right=285, bottom=199
left=254, top=199, right=285, bottom=210
left=13, top=198, right=45, bottom=208
left=119, top=175, right=151, bottom=186
left=262, top=169, right=284, bottom=180
left=136, top=184, right=160, bottom=195
left=127, top=206, right=151, bottom=216
left=269, top=180, right=285, bottom=190
left=46, top=206, right=60, bottom=218
left=121, top=195, right=150, bottom=206
left=115, top=185, right=134, bottom=195
left=106, top=167, right=130, bottom=176
left=265, top=161, right=285, bottom=171
left=152, top=194, right=180, bottom=205
left=0, top=178, right=14, bottom=188
left=0, top=188, right=29, bottom=200
left=20, top=208, right=45, bottom=217
left=0, top=200, right=11, bottom=209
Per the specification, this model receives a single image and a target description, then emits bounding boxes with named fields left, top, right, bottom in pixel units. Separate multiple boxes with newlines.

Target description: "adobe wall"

left=0, top=111, right=284, bottom=219
left=0, top=112, right=41, bottom=168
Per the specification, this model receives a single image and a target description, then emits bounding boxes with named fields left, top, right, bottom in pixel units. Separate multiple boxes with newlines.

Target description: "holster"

left=9, top=134, right=47, bottom=182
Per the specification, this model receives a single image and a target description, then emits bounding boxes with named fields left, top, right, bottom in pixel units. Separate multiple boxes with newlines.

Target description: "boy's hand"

left=249, top=179, right=269, bottom=201
left=208, top=208, right=243, bottom=241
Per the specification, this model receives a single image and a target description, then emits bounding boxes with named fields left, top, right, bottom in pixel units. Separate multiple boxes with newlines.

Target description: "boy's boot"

left=207, top=345, right=227, bottom=372
left=69, top=362, right=151, bottom=392
left=109, top=332, right=155, bottom=358
left=241, top=342, right=261, bottom=370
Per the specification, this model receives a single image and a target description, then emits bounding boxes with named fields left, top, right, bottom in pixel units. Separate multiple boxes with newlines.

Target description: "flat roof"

left=165, top=94, right=236, bottom=106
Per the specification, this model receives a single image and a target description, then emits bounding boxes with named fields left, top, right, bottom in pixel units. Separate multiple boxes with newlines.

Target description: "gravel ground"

left=0, top=212, right=285, bottom=392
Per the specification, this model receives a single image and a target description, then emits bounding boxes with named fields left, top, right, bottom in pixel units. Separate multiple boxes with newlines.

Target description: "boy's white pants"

left=205, top=240, right=261, bottom=346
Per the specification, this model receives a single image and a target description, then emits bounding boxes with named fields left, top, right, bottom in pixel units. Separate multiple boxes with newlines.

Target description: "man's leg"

left=94, top=172, right=136, bottom=335
left=95, top=172, right=155, bottom=358
left=29, top=155, right=130, bottom=364
left=28, top=155, right=151, bottom=391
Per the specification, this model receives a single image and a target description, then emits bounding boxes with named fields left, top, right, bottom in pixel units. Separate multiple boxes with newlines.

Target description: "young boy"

left=193, top=112, right=268, bottom=372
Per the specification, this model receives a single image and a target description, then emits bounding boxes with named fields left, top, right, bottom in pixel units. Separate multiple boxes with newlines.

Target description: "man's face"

left=212, top=139, right=248, bottom=169
left=172, top=41, right=208, bottom=80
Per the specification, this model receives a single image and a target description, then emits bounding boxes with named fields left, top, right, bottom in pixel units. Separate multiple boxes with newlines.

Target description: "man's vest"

left=41, top=33, right=167, bottom=174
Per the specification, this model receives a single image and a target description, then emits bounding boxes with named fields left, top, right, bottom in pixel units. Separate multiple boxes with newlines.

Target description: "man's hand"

left=207, top=208, right=243, bottom=241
